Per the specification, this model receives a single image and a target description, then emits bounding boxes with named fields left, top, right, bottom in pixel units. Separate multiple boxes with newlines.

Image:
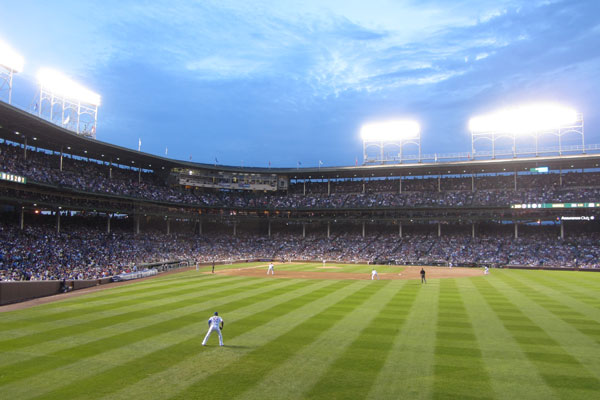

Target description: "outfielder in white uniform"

left=371, top=269, right=379, bottom=280
left=484, top=266, right=489, bottom=275
left=202, top=312, right=224, bottom=346
left=267, top=263, right=274, bottom=275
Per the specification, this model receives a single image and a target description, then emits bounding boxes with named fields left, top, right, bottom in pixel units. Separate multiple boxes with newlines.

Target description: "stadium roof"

left=2, top=100, right=600, bottom=179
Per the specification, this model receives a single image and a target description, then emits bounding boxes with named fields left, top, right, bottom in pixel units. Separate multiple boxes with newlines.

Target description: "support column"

left=268, top=220, right=271, bottom=237
left=471, top=174, right=475, bottom=192
left=328, top=179, right=331, bottom=195
left=303, top=181, right=306, bottom=196
left=166, top=217, right=171, bottom=234
left=135, top=216, right=140, bottom=235
left=560, top=220, right=564, bottom=239
left=233, top=221, right=237, bottom=236
left=24, top=137, right=27, bottom=160
left=399, top=177, right=402, bottom=193
left=438, top=175, right=441, bottom=192
left=362, top=181, right=366, bottom=194
left=362, top=221, right=365, bottom=238
left=107, top=213, right=111, bottom=233
left=399, top=221, right=403, bottom=238
left=327, top=221, right=331, bottom=238
left=198, top=220, right=203, bottom=235
left=138, top=167, right=142, bottom=184
left=514, top=222, right=518, bottom=239
left=302, top=223, right=306, bottom=238
left=559, top=168, right=563, bottom=186
left=514, top=170, right=517, bottom=190
left=437, top=222, right=441, bottom=237
left=20, top=207, right=25, bottom=230
left=56, top=212, right=61, bottom=234
left=109, top=159, right=113, bottom=179
left=472, top=223, right=475, bottom=239
left=60, top=146, right=64, bottom=171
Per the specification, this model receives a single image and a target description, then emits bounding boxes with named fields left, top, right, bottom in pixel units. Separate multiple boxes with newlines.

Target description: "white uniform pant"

left=202, top=326, right=223, bottom=346
left=371, top=274, right=378, bottom=280
left=267, top=267, right=274, bottom=275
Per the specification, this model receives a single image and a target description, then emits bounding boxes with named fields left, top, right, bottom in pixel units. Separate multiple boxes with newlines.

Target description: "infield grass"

left=1, top=264, right=599, bottom=399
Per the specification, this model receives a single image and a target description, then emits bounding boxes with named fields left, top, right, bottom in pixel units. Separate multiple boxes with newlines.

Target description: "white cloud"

left=185, top=56, right=266, bottom=79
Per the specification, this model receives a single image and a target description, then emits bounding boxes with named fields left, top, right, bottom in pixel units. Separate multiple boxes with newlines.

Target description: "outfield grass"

left=1, top=265, right=599, bottom=399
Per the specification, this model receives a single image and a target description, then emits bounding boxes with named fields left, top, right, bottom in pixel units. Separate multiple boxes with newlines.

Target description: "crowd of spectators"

left=2, top=141, right=600, bottom=211
left=1, top=219, right=598, bottom=281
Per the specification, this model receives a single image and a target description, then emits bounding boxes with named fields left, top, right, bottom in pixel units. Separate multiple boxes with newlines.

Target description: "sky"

left=1, top=0, right=600, bottom=168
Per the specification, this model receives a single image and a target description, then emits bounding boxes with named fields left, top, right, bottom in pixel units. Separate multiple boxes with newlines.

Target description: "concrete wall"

left=0, top=279, right=109, bottom=306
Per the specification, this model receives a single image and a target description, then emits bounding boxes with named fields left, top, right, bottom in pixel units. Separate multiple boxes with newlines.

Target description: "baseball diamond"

left=1, top=263, right=599, bottom=399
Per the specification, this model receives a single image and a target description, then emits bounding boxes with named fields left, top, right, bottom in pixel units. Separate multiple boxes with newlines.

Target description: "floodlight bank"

left=37, top=68, right=101, bottom=106
left=469, top=103, right=577, bottom=134
left=361, top=120, right=420, bottom=141
left=0, top=39, right=24, bottom=73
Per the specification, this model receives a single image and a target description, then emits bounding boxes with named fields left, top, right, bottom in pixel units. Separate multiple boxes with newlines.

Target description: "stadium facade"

left=1, top=99, right=599, bottom=280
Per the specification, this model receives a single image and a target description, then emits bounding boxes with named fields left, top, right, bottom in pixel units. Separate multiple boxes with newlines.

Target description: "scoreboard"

left=0, top=172, right=26, bottom=184
left=511, top=202, right=598, bottom=209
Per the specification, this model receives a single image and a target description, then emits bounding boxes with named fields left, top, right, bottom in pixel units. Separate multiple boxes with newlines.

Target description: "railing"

left=364, top=144, right=600, bottom=165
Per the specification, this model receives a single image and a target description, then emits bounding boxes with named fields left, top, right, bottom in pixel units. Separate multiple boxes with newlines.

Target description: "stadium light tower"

left=36, top=68, right=101, bottom=138
left=361, top=119, right=421, bottom=164
left=0, top=39, right=25, bottom=105
left=469, top=103, right=583, bottom=158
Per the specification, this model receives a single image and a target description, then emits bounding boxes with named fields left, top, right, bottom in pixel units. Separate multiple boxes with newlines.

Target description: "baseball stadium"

left=2, top=4, right=600, bottom=400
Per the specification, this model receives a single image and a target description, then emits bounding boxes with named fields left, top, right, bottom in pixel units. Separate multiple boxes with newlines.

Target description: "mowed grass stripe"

left=0, top=276, right=272, bottom=352
left=512, top=271, right=600, bottom=314
left=460, top=277, right=556, bottom=400
left=367, top=280, right=439, bottom=400
left=0, top=275, right=245, bottom=335
left=0, top=278, right=307, bottom=385
left=100, top=280, right=369, bottom=400
left=432, top=279, right=494, bottom=400
left=304, top=282, right=420, bottom=400
left=235, top=280, right=413, bottom=400
left=536, top=270, right=600, bottom=292
left=0, top=271, right=229, bottom=321
left=495, top=272, right=600, bottom=345
left=0, top=277, right=272, bottom=369
left=473, top=277, right=600, bottom=398
left=169, top=281, right=391, bottom=400
left=21, top=280, right=344, bottom=400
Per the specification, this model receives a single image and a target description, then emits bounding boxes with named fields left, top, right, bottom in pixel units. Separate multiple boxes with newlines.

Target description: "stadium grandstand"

left=1, top=98, right=600, bottom=287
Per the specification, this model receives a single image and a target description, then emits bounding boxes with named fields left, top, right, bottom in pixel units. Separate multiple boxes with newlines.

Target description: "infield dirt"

left=216, top=265, right=482, bottom=280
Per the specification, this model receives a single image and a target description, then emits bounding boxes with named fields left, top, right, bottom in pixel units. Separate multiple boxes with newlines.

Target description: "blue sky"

left=1, top=0, right=600, bottom=167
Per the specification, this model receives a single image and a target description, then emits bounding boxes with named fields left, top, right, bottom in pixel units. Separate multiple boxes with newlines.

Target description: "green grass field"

left=1, top=263, right=599, bottom=399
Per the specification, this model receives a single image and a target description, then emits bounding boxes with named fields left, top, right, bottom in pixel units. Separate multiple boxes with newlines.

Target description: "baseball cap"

left=214, top=312, right=218, bottom=315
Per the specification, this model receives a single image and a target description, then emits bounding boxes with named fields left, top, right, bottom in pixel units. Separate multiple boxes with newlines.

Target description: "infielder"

left=202, top=311, right=224, bottom=346
left=267, top=262, right=274, bottom=275
left=484, top=266, right=489, bottom=275
left=371, top=268, right=379, bottom=280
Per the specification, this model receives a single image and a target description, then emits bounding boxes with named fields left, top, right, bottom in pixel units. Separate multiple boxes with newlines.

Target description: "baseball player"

left=371, top=268, right=379, bottom=280
left=202, top=311, right=224, bottom=347
left=267, top=262, right=274, bottom=275
left=420, top=268, right=426, bottom=284
left=484, top=266, right=489, bottom=275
